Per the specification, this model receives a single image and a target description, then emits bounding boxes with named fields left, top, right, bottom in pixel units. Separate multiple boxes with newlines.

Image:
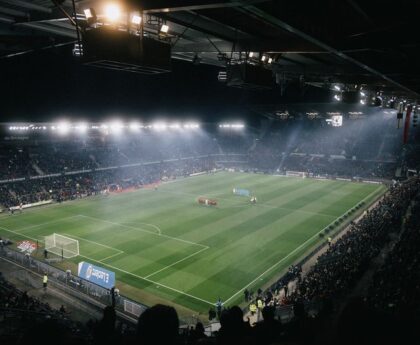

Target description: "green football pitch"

left=0, top=172, right=386, bottom=314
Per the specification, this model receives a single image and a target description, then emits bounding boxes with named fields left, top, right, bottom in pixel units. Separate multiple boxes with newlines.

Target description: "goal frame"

left=44, top=233, right=79, bottom=259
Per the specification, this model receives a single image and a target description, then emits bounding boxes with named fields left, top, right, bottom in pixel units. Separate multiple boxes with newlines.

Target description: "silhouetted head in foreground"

left=137, top=304, right=179, bottom=345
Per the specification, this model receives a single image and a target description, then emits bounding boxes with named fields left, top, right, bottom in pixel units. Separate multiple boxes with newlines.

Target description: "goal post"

left=285, top=171, right=307, bottom=178
left=44, top=233, right=79, bottom=259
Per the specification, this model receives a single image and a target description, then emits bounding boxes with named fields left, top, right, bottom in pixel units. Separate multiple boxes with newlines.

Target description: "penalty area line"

left=0, top=225, right=214, bottom=306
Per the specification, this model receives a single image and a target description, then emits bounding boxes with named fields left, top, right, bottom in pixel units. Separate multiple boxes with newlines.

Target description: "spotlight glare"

left=76, top=122, right=88, bottom=133
left=153, top=122, right=167, bottom=130
left=57, top=121, right=70, bottom=135
left=334, top=85, right=341, bottom=91
left=360, top=99, right=366, bottom=105
left=160, top=24, right=169, bottom=33
left=129, top=121, right=141, bottom=131
left=268, top=58, right=273, bottom=64
left=249, top=52, right=254, bottom=58
left=109, top=120, right=124, bottom=133
left=105, top=4, right=120, bottom=22
left=261, top=55, right=267, bottom=62
left=360, top=91, right=366, bottom=97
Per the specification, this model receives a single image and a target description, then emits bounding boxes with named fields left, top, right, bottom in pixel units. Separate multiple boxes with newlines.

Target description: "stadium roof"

left=1, top=0, right=419, bottom=98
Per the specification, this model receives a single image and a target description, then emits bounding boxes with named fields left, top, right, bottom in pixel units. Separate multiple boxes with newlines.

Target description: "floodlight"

left=249, top=52, right=254, bottom=58
left=84, top=7, right=97, bottom=26
left=84, top=8, right=94, bottom=19
left=360, top=99, right=366, bottom=105
left=184, top=123, right=199, bottom=129
left=360, top=91, right=366, bottom=97
left=57, top=121, right=70, bottom=135
left=109, top=120, right=124, bottom=133
left=261, top=55, right=267, bottom=62
left=129, top=121, right=141, bottom=131
left=160, top=24, right=169, bottom=33
left=132, top=15, right=142, bottom=25
left=169, top=123, right=181, bottom=129
left=334, top=94, right=341, bottom=101
left=105, top=4, right=120, bottom=22
left=153, top=122, right=167, bottom=130
left=268, top=58, right=273, bottom=64
left=75, top=122, right=88, bottom=133
left=334, top=85, right=341, bottom=91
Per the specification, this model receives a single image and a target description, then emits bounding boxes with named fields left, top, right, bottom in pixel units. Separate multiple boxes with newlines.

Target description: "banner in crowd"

left=77, top=261, right=115, bottom=289
left=9, top=199, right=52, bottom=211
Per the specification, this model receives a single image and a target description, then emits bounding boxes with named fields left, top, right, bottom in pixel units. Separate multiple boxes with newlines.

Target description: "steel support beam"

left=0, top=0, right=51, bottom=13
left=236, top=3, right=419, bottom=96
left=17, top=22, right=77, bottom=38
left=143, top=0, right=271, bottom=14
left=0, top=6, right=27, bottom=17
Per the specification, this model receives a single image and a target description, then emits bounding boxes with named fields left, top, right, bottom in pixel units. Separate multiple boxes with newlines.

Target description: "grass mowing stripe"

left=0, top=172, right=386, bottom=313
left=144, top=246, right=210, bottom=279
left=77, top=215, right=206, bottom=248
left=14, top=215, right=81, bottom=232
left=222, top=185, right=384, bottom=305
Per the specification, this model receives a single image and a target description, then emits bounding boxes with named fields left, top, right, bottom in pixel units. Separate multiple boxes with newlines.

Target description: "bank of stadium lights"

left=219, top=123, right=245, bottom=129
left=56, top=121, right=70, bottom=135
left=8, top=122, right=201, bottom=133
left=183, top=123, right=199, bottom=129
left=306, top=112, right=319, bottom=120
left=109, top=120, right=124, bottom=134
left=9, top=125, right=47, bottom=131
left=75, top=122, right=88, bottom=133
left=129, top=121, right=142, bottom=131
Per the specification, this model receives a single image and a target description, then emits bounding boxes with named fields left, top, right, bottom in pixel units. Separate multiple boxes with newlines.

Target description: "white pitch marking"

left=98, top=251, right=125, bottom=262
left=77, top=214, right=207, bottom=248
left=77, top=253, right=215, bottom=306
left=144, top=246, right=210, bottom=279
left=61, top=233, right=124, bottom=254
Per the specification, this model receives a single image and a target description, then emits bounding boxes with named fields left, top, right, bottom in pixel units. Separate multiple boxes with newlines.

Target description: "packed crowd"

left=287, top=178, right=420, bottom=305
left=367, top=189, right=420, bottom=317
left=0, top=157, right=215, bottom=209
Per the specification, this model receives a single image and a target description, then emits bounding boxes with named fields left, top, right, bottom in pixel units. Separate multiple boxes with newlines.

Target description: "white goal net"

left=286, top=171, right=307, bottom=178
left=44, top=233, right=79, bottom=259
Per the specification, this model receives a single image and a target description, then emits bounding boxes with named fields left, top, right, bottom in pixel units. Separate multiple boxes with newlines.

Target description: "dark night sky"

left=0, top=45, right=330, bottom=124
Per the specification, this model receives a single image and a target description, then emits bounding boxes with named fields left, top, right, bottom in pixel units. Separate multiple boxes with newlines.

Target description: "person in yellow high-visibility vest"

left=43, top=274, right=48, bottom=290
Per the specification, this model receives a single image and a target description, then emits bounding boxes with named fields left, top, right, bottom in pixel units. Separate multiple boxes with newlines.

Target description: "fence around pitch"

left=0, top=246, right=147, bottom=324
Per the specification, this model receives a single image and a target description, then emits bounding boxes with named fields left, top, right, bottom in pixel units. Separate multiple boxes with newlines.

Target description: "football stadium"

left=0, top=1, right=420, bottom=344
